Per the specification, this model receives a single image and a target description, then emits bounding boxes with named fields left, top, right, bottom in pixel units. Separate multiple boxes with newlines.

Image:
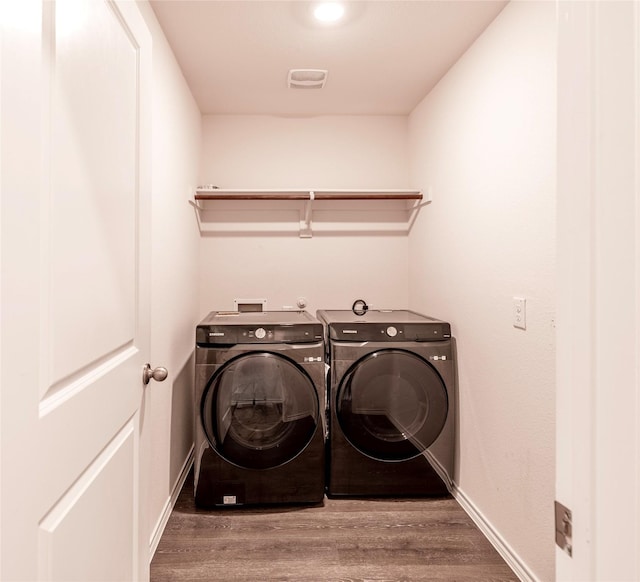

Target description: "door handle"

left=143, top=363, right=168, bottom=385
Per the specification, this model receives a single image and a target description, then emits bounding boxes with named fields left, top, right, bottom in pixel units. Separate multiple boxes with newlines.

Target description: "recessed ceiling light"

left=313, top=2, right=345, bottom=23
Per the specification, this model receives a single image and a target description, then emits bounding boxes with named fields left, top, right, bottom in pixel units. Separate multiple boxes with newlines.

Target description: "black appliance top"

left=316, top=309, right=451, bottom=342
left=196, top=310, right=323, bottom=345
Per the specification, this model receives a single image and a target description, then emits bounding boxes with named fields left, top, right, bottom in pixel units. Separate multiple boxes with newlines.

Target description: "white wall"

left=198, top=115, right=412, bottom=316
left=408, top=3, right=556, bottom=581
left=138, top=2, right=201, bottom=562
left=200, top=115, right=410, bottom=190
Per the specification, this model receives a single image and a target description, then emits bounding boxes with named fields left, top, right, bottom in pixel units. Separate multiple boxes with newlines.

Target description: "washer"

left=194, top=310, right=325, bottom=507
left=317, top=309, right=456, bottom=497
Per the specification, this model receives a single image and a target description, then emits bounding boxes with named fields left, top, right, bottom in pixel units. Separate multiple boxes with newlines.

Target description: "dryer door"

left=336, top=348, right=448, bottom=461
left=201, top=351, right=319, bottom=470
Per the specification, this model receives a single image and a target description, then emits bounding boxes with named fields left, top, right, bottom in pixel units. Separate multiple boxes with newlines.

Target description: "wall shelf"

left=192, top=188, right=425, bottom=237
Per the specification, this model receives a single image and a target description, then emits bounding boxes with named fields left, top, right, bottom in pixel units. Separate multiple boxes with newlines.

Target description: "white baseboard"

left=452, top=484, right=538, bottom=582
left=148, top=445, right=195, bottom=559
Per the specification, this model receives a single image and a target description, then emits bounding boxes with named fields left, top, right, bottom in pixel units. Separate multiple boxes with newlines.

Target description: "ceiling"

left=150, top=1, right=508, bottom=117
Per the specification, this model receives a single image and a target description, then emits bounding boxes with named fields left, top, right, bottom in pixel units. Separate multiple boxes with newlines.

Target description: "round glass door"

left=336, top=349, right=448, bottom=461
left=201, top=352, right=319, bottom=470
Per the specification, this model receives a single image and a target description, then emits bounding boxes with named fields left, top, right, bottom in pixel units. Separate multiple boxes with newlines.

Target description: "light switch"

left=513, top=297, right=526, bottom=330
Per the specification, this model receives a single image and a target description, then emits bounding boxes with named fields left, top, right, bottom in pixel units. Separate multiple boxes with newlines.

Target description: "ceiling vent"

left=287, top=69, right=328, bottom=89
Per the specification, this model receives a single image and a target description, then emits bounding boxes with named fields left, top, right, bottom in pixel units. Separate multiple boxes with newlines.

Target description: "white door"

left=1, top=1, right=153, bottom=580
left=556, top=1, right=640, bottom=580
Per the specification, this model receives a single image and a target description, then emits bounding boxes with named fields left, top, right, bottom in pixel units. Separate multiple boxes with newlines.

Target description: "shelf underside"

left=194, top=189, right=422, bottom=201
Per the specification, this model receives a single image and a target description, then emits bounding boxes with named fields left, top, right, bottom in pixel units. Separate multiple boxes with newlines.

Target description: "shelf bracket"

left=300, top=191, right=314, bottom=238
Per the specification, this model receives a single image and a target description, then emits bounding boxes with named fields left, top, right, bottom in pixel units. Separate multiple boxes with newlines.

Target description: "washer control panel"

left=196, top=323, right=323, bottom=345
left=196, top=311, right=324, bottom=346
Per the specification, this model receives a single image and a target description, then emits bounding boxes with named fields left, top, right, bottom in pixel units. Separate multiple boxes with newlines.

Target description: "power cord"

left=351, top=299, right=369, bottom=316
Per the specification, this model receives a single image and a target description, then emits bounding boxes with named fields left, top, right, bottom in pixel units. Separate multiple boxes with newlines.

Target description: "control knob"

left=255, top=327, right=266, bottom=339
left=386, top=326, right=398, bottom=338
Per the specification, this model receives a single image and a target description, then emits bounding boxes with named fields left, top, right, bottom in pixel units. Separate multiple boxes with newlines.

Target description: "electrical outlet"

left=513, top=297, right=526, bottom=330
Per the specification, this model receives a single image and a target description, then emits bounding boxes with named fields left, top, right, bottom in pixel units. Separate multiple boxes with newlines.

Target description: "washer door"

left=337, top=349, right=448, bottom=461
left=201, top=351, right=319, bottom=470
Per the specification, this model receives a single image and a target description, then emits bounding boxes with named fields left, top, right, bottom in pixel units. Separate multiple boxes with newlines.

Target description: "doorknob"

left=143, top=363, right=168, bottom=385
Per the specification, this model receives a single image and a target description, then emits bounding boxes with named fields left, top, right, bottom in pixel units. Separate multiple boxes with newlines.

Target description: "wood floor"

left=151, top=471, right=518, bottom=582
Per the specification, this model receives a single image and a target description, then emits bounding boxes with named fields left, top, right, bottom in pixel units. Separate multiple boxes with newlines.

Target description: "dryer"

left=194, top=310, right=325, bottom=507
left=317, top=309, right=456, bottom=497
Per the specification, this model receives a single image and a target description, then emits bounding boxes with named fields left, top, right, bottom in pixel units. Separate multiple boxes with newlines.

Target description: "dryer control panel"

left=316, top=309, right=451, bottom=342
left=327, top=322, right=451, bottom=342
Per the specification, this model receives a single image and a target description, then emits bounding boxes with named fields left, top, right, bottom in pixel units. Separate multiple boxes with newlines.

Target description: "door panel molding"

left=40, top=343, right=137, bottom=414
left=38, top=421, right=136, bottom=582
